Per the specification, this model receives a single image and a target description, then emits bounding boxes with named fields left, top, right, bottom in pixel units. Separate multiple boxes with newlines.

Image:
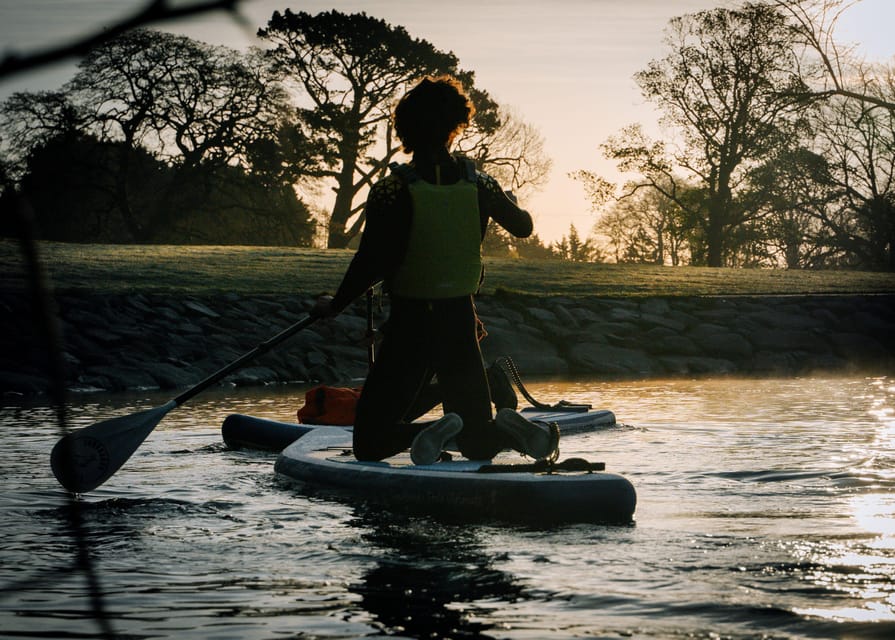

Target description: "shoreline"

left=2, top=292, right=894, bottom=397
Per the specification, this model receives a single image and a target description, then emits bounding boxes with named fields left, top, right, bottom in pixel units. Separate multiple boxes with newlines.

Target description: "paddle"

left=50, top=314, right=319, bottom=494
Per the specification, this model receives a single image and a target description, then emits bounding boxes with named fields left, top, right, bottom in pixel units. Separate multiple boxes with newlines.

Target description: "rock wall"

left=2, top=292, right=893, bottom=397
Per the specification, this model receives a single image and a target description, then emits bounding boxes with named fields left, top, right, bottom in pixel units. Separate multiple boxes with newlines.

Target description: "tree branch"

left=0, top=0, right=247, bottom=79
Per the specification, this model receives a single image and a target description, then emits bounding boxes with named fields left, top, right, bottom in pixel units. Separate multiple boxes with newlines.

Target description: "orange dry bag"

left=296, top=385, right=362, bottom=425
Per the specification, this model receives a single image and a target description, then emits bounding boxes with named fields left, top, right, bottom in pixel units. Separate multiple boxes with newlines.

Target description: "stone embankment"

left=2, top=292, right=893, bottom=397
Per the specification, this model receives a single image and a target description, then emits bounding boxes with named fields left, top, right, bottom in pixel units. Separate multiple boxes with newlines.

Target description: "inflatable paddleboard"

left=222, top=407, right=616, bottom=452
left=274, top=426, right=636, bottom=524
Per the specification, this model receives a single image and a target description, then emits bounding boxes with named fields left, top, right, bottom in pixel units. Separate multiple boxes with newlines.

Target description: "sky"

left=1, top=0, right=893, bottom=243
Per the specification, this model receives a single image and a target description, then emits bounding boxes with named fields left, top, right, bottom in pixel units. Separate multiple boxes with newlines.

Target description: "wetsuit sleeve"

left=329, top=176, right=410, bottom=312
left=477, top=172, right=533, bottom=238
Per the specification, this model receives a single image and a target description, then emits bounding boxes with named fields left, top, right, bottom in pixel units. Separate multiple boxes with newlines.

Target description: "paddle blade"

left=50, top=400, right=176, bottom=493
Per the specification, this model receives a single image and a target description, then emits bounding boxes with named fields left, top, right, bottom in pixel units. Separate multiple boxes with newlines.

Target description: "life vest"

left=387, top=158, right=482, bottom=299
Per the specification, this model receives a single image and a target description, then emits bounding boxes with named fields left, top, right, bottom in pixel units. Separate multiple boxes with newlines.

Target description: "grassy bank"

left=3, top=240, right=895, bottom=297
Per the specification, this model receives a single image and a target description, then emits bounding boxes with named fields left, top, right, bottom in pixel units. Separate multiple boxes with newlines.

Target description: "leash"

left=495, top=355, right=592, bottom=411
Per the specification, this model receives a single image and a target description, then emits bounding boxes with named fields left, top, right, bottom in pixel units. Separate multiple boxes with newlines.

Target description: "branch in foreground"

left=0, top=0, right=246, bottom=80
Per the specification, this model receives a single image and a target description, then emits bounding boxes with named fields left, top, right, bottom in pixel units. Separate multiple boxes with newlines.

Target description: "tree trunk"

left=706, top=206, right=724, bottom=268
left=706, top=176, right=732, bottom=268
left=114, top=141, right=147, bottom=242
left=656, top=222, right=665, bottom=265
left=327, top=186, right=353, bottom=249
left=884, top=199, right=895, bottom=272
left=785, top=242, right=801, bottom=269
left=327, top=135, right=360, bottom=249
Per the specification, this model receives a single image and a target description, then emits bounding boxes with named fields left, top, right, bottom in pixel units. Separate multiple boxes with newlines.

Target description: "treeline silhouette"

left=0, top=10, right=557, bottom=253
left=1, top=29, right=316, bottom=246
left=1, top=3, right=892, bottom=268
left=575, top=3, right=895, bottom=270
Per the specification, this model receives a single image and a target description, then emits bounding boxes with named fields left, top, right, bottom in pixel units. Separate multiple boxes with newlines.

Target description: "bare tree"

left=456, top=105, right=552, bottom=199
left=458, top=104, right=553, bottom=257
left=773, top=0, right=895, bottom=111
left=813, top=91, right=895, bottom=268
left=0, top=91, right=82, bottom=183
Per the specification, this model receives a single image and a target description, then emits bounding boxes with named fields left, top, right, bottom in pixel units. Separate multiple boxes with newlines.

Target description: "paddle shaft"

left=173, top=315, right=317, bottom=407
left=365, top=288, right=375, bottom=368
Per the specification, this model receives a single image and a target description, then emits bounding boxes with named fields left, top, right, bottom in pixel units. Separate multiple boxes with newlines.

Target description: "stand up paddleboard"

left=274, top=426, right=636, bottom=524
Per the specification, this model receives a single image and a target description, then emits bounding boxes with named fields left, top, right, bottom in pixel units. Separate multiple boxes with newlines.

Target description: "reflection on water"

left=1, top=375, right=894, bottom=638
left=348, top=511, right=524, bottom=639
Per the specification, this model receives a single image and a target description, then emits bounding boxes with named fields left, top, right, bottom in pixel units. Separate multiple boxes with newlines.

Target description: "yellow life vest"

left=388, top=160, right=482, bottom=299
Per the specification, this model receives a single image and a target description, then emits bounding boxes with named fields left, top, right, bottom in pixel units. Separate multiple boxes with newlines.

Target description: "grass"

left=2, top=239, right=895, bottom=298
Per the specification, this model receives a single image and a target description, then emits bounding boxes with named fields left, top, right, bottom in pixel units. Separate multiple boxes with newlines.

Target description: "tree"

left=600, top=4, right=807, bottom=266
left=745, top=145, right=838, bottom=267
left=17, top=134, right=154, bottom=241
left=513, top=232, right=556, bottom=260
left=259, top=10, right=470, bottom=248
left=768, top=1, right=895, bottom=269
left=811, top=92, right=895, bottom=269
left=593, top=179, right=693, bottom=265
left=1, top=30, right=318, bottom=245
left=259, top=10, right=549, bottom=248
left=591, top=201, right=631, bottom=264
left=481, top=225, right=515, bottom=257
left=0, top=90, right=83, bottom=184
left=481, top=224, right=555, bottom=259
left=553, top=224, right=600, bottom=263
left=10, top=130, right=315, bottom=245
left=64, top=29, right=299, bottom=240
left=63, top=29, right=184, bottom=238
left=151, top=162, right=316, bottom=246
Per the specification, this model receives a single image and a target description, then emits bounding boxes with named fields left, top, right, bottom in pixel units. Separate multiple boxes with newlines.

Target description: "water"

left=2, top=376, right=894, bottom=639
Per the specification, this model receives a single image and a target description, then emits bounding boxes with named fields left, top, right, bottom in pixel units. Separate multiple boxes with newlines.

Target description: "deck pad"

left=313, top=445, right=529, bottom=472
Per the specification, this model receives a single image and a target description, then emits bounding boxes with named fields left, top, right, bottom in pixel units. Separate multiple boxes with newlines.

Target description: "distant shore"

left=4, top=240, right=895, bottom=298
left=3, top=291, right=893, bottom=397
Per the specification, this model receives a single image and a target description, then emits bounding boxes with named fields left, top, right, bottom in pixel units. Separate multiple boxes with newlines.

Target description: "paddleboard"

left=222, top=407, right=616, bottom=452
left=274, top=426, right=636, bottom=524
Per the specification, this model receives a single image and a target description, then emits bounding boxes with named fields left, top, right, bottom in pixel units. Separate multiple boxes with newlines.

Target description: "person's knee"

left=352, top=428, right=384, bottom=461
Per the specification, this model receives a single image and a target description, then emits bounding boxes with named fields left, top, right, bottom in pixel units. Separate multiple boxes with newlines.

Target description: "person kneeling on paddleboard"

left=310, top=75, right=559, bottom=466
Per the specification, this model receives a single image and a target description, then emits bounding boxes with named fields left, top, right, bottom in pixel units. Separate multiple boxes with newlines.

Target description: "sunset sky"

left=1, top=0, right=892, bottom=243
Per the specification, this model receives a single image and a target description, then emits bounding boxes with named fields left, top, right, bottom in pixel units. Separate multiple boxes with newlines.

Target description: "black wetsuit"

left=330, top=149, right=533, bottom=461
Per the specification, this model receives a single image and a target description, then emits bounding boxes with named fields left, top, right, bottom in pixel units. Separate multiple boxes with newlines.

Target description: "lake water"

left=2, top=375, right=894, bottom=639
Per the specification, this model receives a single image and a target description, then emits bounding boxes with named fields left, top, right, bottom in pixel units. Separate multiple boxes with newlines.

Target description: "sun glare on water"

left=792, top=378, right=895, bottom=623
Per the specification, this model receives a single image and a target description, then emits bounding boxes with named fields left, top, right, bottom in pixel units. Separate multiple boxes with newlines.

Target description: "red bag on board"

left=296, top=385, right=362, bottom=425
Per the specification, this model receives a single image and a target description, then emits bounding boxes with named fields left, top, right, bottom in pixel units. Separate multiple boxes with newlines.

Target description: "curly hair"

left=394, top=76, right=475, bottom=154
